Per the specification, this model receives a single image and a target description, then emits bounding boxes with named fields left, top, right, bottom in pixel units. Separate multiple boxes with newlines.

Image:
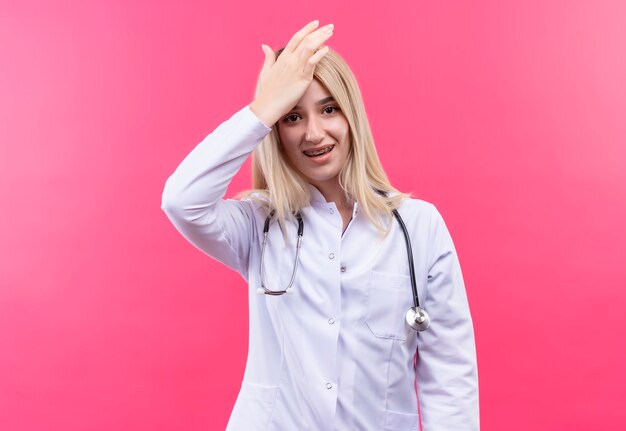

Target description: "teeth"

left=304, top=145, right=334, bottom=157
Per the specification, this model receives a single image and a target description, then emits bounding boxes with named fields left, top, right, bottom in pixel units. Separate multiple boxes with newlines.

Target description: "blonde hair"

left=240, top=47, right=409, bottom=233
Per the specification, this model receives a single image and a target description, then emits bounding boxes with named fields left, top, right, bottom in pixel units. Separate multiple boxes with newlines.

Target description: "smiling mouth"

left=303, top=145, right=335, bottom=158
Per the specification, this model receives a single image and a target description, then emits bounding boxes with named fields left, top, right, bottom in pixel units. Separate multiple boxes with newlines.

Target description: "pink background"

left=2, top=1, right=625, bottom=429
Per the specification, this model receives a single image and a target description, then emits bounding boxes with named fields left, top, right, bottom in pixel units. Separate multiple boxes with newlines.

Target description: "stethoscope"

left=257, top=201, right=431, bottom=332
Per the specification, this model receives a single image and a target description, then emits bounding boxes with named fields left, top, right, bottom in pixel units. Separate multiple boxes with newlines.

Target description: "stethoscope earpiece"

left=406, top=306, right=431, bottom=332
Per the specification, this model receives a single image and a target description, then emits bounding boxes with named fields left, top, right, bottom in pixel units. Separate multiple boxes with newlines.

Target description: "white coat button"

left=329, top=208, right=335, bottom=214
left=340, top=265, right=346, bottom=273
left=328, top=317, right=335, bottom=325
left=329, top=253, right=335, bottom=260
left=326, top=382, right=333, bottom=390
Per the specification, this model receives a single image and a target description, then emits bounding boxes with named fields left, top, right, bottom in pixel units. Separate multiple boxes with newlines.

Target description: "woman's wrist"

left=249, top=99, right=283, bottom=128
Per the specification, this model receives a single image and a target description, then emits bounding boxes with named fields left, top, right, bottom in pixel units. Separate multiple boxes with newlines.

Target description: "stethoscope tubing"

left=391, top=208, right=420, bottom=309
left=259, top=210, right=303, bottom=295
left=258, top=195, right=430, bottom=331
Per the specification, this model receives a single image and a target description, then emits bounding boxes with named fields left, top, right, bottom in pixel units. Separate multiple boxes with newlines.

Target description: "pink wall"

left=1, top=1, right=625, bottom=429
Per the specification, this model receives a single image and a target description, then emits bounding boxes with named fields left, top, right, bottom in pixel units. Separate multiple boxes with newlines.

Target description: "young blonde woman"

left=162, top=20, right=479, bottom=431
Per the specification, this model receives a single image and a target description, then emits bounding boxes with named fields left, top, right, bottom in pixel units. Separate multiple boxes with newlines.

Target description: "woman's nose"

left=304, top=117, right=325, bottom=143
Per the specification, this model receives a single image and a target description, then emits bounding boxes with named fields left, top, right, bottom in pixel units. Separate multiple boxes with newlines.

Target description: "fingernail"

left=312, top=20, right=319, bottom=27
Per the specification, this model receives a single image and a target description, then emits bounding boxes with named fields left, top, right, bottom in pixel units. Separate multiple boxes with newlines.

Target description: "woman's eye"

left=283, top=114, right=300, bottom=123
left=323, top=106, right=339, bottom=114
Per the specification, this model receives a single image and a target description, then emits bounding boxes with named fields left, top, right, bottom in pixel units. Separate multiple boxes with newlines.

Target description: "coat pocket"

left=226, top=381, right=279, bottom=431
left=364, top=271, right=412, bottom=341
left=384, top=409, right=420, bottom=431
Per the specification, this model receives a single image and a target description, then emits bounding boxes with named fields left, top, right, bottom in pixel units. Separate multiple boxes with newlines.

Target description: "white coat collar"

left=305, top=183, right=359, bottom=216
left=306, top=183, right=328, bottom=206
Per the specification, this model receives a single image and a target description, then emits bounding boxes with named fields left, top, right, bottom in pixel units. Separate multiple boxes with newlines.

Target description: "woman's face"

left=277, top=79, right=351, bottom=195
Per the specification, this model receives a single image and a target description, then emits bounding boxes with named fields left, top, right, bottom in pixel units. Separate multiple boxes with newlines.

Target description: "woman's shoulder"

left=239, top=191, right=271, bottom=214
left=396, top=196, right=445, bottom=231
left=398, top=196, right=437, bottom=214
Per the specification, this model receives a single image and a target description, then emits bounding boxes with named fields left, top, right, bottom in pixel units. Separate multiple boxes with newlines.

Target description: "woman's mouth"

left=303, top=145, right=335, bottom=158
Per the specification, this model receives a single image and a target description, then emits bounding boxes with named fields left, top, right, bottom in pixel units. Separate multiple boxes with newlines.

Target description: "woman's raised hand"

left=249, top=20, right=334, bottom=127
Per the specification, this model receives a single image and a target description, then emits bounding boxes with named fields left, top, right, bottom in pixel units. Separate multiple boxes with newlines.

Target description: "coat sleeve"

left=160, top=105, right=272, bottom=279
left=415, top=204, right=480, bottom=430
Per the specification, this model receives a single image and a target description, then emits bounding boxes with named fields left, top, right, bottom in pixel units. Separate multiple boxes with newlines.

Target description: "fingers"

left=297, top=24, right=333, bottom=60
left=303, top=45, right=330, bottom=79
left=260, top=44, right=276, bottom=75
left=284, top=20, right=320, bottom=53
left=285, top=20, right=333, bottom=58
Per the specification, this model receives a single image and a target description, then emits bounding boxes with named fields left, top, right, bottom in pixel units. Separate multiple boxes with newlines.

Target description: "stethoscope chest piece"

left=406, top=306, right=431, bottom=332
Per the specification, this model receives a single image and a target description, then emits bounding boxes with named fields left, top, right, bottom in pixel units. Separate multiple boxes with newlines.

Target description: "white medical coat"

left=161, top=106, right=479, bottom=430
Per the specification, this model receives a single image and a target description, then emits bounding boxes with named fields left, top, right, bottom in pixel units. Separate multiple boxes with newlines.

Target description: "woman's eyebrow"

left=293, top=96, right=336, bottom=110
